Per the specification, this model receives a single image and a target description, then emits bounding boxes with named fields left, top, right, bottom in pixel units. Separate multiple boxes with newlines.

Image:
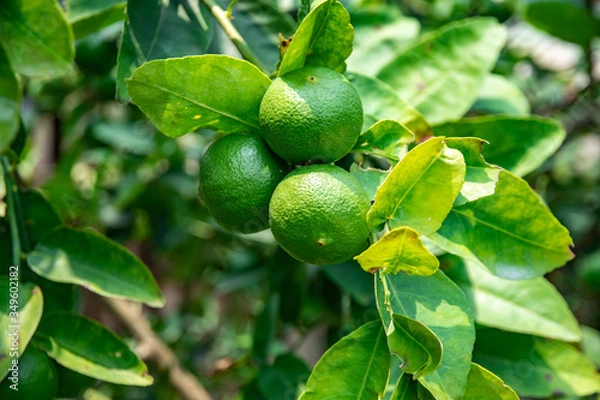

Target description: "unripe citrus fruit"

left=0, top=346, right=58, bottom=400
left=259, top=66, right=363, bottom=164
left=269, top=164, right=371, bottom=265
left=199, top=133, right=289, bottom=233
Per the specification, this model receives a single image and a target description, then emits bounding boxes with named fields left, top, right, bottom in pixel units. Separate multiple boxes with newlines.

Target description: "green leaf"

left=355, top=227, right=439, bottom=276
left=376, top=270, right=475, bottom=400
left=116, top=0, right=213, bottom=101
left=256, top=354, right=310, bottom=398
left=582, top=326, right=600, bottom=367
left=224, top=0, right=295, bottom=73
left=434, top=116, right=566, bottom=177
left=462, top=363, right=518, bottom=400
left=347, top=73, right=431, bottom=140
left=431, top=170, right=574, bottom=280
left=367, top=137, right=466, bottom=234
left=0, top=279, right=43, bottom=380
left=0, top=0, right=74, bottom=77
left=377, top=18, right=506, bottom=125
left=0, top=46, right=20, bottom=154
left=19, top=190, right=63, bottom=251
left=35, top=312, right=153, bottom=386
left=127, top=55, right=271, bottom=137
left=353, top=120, right=414, bottom=162
left=444, top=137, right=500, bottom=206
left=322, top=261, right=375, bottom=307
left=390, top=373, right=419, bottom=400
left=386, top=314, right=443, bottom=378
left=279, top=0, right=353, bottom=75
left=473, top=328, right=600, bottom=398
left=350, top=164, right=389, bottom=201
left=524, top=1, right=599, bottom=46
left=445, top=258, right=581, bottom=342
left=299, top=320, right=390, bottom=399
left=27, top=227, right=164, bottom=307
left=471, top=74, right=531, bottom=116
left=67, top=0, right=126, bottom=40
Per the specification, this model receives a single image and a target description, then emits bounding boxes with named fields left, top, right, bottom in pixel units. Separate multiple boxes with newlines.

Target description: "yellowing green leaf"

left=355, top=227, right=438, bottom=276
left=368, top=137, right=465, bottom=234
left=463, top=363, right=518, bottom=400
left=127, top=55, right=271, bottom=137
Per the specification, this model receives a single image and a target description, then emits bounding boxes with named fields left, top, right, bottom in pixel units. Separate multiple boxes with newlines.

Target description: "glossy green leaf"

left=116, top=0, right=213, bottom=101
left=350, top=164, right=389, bottom=201
left=444, top=137, right=500, bottom=206
left=279, top=0, right=353, bottom=75
left=386, top=314, right=443, bottom=378
left=35, top=313, right=153, bottom=386
left=355, top=227, right=439, bottom=276
left=127, top=55, right=271, bottom=137
left=353, top=120, right=414, bottom=162
left=377, top=18, right=506, bottom=124
left=0, top=0, right=74, bottom=77
left=0, top=46, right=20, bottom=153
left=376, top=270, right=475, bottom=400
left=462, top=363, right=518, bottom=400
left=434, top=116, right=566, bottom=177
left=472, top=74, right=530, bottom=116
left=225, top=0, right=295, bottom=73
left=299, top=320, right=390, bottom=399
left=27, top=227, right=164, bottom=307
left=367, top=137, right=466, bottom=234
left=446, top=258, right=581, bottom=342
left=431, top=170, right=574, bottom=280
left=348, top=73, right=431, bottom=140
left=390, top=373, right=419, bottom=400
left=67, top=0, right=126, bottom=40
left=582, top=326, right=600, bottom=367
left=524, top=1, right=599, bottom=46
left=473, top=328, right=600, bottom=398
left=0, top=278, right=43, bottom=380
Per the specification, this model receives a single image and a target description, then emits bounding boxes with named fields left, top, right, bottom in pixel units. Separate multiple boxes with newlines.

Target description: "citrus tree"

left=0, top=0, right=599, bottom=399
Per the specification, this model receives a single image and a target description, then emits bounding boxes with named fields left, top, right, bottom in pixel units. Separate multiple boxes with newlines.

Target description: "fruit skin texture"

left=199, top=133, right=289, bottom=234
left=259, top=66, right=364, bottom=164
left=269, top=164, right=371, bottom=265
left=0, top=346, right=58, bottom=400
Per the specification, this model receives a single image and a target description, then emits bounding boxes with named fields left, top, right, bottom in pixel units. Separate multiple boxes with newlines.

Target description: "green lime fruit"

left=199, top=133, right=289, bottom=233
left=0, top=346, right=58, bottom=400
left=269, top=164, right=371, bottom=265
left=259, top=66, right=363, bottom=164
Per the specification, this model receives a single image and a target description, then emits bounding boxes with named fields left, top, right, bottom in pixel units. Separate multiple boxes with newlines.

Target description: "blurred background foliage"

left=3, top=0, right=599, bottom=398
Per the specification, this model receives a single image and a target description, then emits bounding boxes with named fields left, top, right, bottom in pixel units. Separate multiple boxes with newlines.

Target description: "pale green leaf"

left=67, top=0, right=126, bottom=40
left=0, top=279, right=43, bottom=380
left=378, top=18, right=506, bottom=124
left=582, top=326, right=600, bottom=367
left=299, top=320, right=390, bottom=399
left=387, top=314, right=443, bottom=378
left=367, top=137, right=466, bottom=235
left=27, top=227, right=165, bottom=307
left=279, top=0, right=353, bottom=75
left=376, top=270, right=475, bottom=400
left=444, top=137, right=500, bottom=206
left=446, top=258, right=581, bottom=342
left=353, top=120, right=414, bottom=162
left=434, top=116, right=566, bottom=177
left=472, top=74, right=530, bottom=116
left=355, top=227, right=439, bottom=276
left=127, top=55, right=271, bottom=137
left=0, top=46, right=20, bottom=153
left=474, top=329, right=600, bottom=398
left=463, top=363, right=518, bottom=400
left=431, top=170, right=574, bottom=280
left=0, top=0, right=74, bottom=77
left=348, top=73, right=431, bottom=140
left=35, top=313, right=153, bottom=386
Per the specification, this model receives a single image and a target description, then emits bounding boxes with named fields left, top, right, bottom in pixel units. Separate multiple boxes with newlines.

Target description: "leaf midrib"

left=356, top=327, right=385, bottom=399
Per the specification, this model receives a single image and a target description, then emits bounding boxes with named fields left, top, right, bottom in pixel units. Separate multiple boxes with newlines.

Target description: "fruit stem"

left=1, top=155, right=29, bottom=266
left=199, top=0, right=269, bottom=74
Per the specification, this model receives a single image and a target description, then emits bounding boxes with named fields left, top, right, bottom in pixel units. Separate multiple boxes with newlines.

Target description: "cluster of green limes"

left=198, top=66, right=370, bottom=265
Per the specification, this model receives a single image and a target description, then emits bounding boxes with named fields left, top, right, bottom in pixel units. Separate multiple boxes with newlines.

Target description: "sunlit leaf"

left=472, top=74, right=530, bottom=116
left=353, top=119, right=414, bottom=162
left=462, top=363, right=518, bottom=400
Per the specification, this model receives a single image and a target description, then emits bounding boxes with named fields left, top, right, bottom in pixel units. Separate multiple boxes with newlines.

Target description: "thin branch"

left=104, top=298, right=213, bottom=400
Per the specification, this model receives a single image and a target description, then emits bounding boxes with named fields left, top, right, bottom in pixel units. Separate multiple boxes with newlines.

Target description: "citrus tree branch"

left=196, top=0, right=268, bottom=74
left=104, top=298, right=213, bottom=400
